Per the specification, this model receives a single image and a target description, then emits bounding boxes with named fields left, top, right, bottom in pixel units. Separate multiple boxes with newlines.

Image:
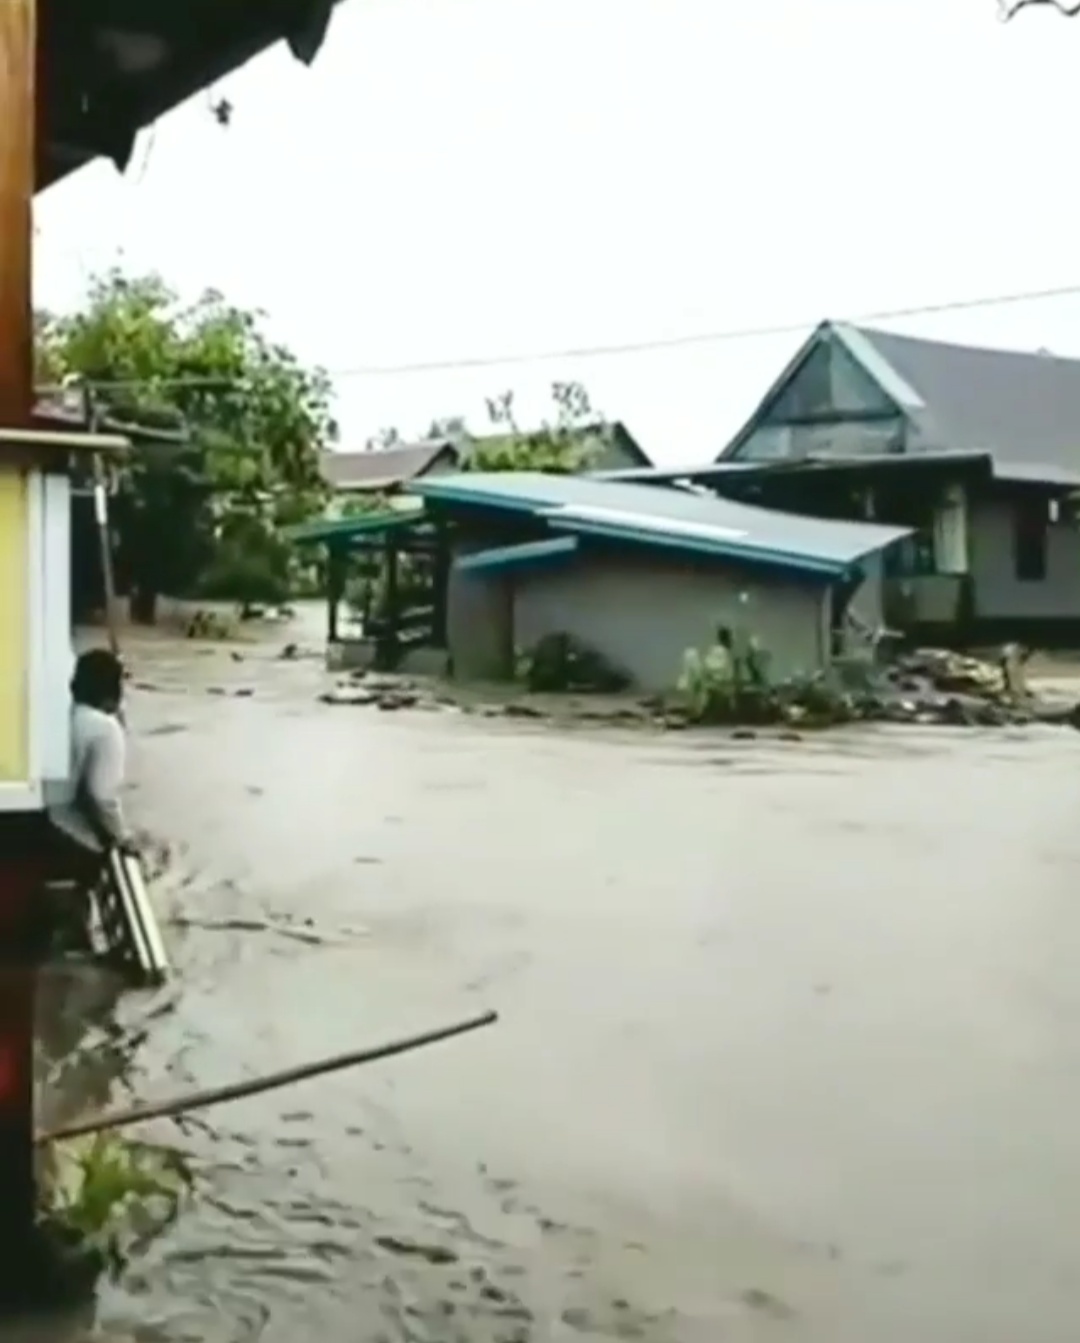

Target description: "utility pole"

left=73, top=381, right=122, bottom=656
left=0, top=0, right=42, bottom=1306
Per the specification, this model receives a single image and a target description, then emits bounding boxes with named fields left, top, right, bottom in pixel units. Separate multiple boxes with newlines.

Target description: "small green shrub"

left=517, top=632, right=631, bottom=693
left=676, top=623, right=857, bottom=727
left=39, top=1132, right=193, bottom=1281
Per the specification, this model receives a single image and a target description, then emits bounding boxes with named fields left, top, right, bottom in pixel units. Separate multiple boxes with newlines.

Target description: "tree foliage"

left=368, top=382, right=609, bottom=475
left=365, top=426, right=402, bottom=450
left=464, top=381, right=610, bottom=474
left=36, top=269, right=336, bottom=618
left=426, top=415, right=468, bottom=441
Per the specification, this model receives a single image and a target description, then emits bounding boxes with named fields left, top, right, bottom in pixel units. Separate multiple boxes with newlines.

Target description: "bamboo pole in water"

left=35, top=1010, right=499, bottom=1146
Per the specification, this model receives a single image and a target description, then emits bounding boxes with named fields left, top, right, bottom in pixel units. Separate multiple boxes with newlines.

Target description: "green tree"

left=464, top=381, right=610, bottom=474
left=426, top=415, right=467, bottom=440
left=37, top=269, right=336, bottom=621
left=372, top=384, right=608, bottom=474
left=365, top=426, right=402, bottom=450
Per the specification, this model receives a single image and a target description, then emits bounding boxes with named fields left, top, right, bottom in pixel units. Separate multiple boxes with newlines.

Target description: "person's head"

left=71, top=649, right=124, bottom=713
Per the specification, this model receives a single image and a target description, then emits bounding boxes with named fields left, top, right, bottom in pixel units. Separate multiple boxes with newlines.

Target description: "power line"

left=42, top=281, right=1080, bottom=393
left=323, top=281, right=1080, bottom=379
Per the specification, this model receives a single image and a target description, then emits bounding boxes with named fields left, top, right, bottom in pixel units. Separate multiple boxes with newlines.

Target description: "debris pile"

left=316, top=647, right=1080, bottom=732
left=319, top=673, right=422, bottom=711
left=184, top=609, right=238, bottom=640
left=870, top=646, right=1074, bottom=728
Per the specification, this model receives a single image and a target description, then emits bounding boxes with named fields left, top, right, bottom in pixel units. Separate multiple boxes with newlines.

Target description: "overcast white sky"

left=31, top=0, right=1080, bottom=464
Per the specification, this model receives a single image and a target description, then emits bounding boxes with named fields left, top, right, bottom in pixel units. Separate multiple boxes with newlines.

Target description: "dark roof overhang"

left=38, top=0, right=341, bottom=191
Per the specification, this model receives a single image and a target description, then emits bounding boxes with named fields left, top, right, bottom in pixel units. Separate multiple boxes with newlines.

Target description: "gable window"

left=1013, top=499, right=1048, bottom=582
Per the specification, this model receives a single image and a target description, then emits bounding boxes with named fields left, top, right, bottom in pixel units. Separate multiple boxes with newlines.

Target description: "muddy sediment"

left=36, top=615, right=1080, bottom=1342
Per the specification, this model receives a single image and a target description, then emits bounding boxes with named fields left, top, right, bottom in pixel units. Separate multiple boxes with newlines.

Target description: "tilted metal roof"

left=410, top=472, right=910, bottom=578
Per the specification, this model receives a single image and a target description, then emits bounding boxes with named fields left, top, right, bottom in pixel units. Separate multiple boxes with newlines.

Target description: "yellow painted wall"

left=0, top=465, right=28, bottom=781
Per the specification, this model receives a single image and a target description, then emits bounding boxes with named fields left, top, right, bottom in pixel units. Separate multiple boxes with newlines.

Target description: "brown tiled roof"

left=321, top=440, right=458, bottom=492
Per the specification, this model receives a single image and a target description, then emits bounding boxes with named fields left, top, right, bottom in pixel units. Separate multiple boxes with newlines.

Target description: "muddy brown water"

left=32, top=618, right=1080, bottom=1342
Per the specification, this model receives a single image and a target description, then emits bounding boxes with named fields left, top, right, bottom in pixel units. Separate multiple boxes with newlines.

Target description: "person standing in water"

left=47, top=647, right=136, bottom=895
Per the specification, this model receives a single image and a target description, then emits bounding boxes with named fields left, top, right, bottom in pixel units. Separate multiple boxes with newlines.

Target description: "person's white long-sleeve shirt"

left=48, top=704, right=129, bottom=852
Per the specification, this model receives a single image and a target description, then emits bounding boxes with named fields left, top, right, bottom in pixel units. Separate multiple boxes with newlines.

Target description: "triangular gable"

left=717, top=322, right=913, bottom=463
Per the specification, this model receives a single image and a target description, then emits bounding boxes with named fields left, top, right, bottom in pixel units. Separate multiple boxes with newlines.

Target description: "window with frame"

left=1013, top=499, right=1048, bottom=582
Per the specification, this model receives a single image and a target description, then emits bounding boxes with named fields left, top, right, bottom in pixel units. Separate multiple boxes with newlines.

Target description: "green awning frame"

left=288, top=509, right=431, bottom=547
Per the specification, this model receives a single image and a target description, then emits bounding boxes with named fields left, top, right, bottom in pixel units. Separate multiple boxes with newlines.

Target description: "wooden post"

left=326, top=546, right=344, bottom=643
left=432, top=524, right=449, bottom=648
left=384, top=537, right=399, bottom=663
left=77, top=386, right=122, bottom=654
left=0, top=0, right=35, bottom=428
left=91, top=451, right=121, bottom=654
left=0, top=0, right=42, bottom=1302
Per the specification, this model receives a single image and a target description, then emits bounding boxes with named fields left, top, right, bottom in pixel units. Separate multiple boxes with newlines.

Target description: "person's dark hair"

left=71, top=649, right=124, bottom=710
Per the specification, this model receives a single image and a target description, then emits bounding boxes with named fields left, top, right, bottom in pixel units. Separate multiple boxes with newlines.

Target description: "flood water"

left=35, top=617, right=1080, bottom=1342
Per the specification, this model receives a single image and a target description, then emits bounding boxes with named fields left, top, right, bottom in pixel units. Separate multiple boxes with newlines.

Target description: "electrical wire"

left=51, top=280, right=1080, bottom=392
left=328, top=282, right=1080, bottom=377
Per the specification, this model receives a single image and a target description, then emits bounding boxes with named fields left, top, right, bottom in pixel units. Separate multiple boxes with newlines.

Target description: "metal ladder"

left=91, top=849, right=170, bottom=986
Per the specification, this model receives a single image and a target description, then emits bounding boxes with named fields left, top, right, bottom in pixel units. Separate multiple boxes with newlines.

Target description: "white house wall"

left=512, top=551, right=829, bottom=692
left=969, top=499, right=1080, bottom=620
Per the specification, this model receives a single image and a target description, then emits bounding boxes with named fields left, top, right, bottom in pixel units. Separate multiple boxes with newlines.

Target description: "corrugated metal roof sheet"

left=844, top=324, right=1080, bottom=470
left=410, top=472, right=910, bottom=576
left=991, top=460, right=1080, bottom=489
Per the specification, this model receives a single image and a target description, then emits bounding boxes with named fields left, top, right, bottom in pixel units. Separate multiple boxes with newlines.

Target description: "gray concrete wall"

left=849, top=552, right=885, bottom=633
left=446, top=538, right=515, bottom=679
left=512, top=552, right=830, bottom=691
left=969, top=499, right=1080, bottom=620
left=884, top=574, right=966, bottom=628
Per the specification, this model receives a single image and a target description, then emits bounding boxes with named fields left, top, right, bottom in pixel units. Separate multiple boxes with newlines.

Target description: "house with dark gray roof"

left=698, top=320, right=1080, bottom=643
left=321, top=439, right=460, bottom=496
left=321, top=421, right=650, bottom=500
